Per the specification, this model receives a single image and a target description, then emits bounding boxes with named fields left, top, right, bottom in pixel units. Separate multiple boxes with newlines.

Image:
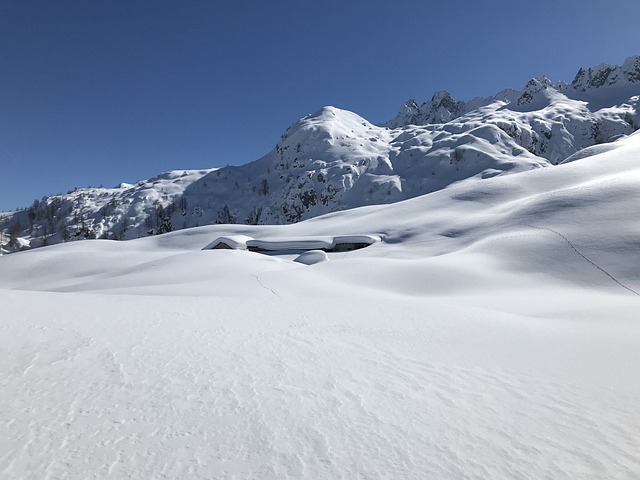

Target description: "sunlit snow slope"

left=1, top=132, right=639, bottom=479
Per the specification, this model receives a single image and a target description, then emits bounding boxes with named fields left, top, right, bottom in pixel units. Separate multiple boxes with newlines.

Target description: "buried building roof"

left=202, top=235, right=254, bottom=250
left=203, top=235, right=380, bottom=253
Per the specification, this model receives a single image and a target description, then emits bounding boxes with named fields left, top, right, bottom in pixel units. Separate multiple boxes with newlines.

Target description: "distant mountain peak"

left=307, top=105, right=341, bottom=118
left=570, top=55, right=640, bottom=91
left=386, top=90, right=468, bottom=128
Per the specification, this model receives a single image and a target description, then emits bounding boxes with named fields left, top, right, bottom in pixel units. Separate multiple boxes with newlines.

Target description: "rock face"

left=2, top=56, right=638, bottom=252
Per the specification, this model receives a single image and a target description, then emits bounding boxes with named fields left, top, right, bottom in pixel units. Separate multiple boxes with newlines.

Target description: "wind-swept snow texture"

left=1, top=132, right=640, bottom=479
left=2, top=56, right=638, bottom=251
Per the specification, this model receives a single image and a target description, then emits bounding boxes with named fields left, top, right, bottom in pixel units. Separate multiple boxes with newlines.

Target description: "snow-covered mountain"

left=387, top=55, right=640, bottom=162
left=1, top=56, right=638, bottom=252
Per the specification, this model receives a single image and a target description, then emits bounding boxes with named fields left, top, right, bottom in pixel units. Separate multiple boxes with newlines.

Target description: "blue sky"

left=2, top=0, right=640, bottom=211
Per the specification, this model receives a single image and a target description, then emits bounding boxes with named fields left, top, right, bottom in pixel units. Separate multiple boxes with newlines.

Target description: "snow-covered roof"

left=247, top=235, right=379, bottom=251
left=202, top=234, right=380, bottom=252
left=202, top=235, right=254, bottom=250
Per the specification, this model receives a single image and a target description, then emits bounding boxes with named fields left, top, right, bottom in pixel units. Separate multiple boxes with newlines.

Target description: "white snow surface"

left=1, top=133, right=640, bottom=478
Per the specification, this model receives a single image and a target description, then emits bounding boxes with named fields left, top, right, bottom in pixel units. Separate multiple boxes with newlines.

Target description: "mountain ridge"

left=1, top=55, right=638, bottom=253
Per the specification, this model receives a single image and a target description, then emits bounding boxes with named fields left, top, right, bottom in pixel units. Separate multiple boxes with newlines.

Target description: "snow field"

left=2, top=291, right=639, bottom=479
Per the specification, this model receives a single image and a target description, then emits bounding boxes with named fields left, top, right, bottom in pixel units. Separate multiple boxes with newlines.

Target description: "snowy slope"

left=2, top=56, right=638, bottom=252
left=1, top=130, right=639, bottom=479
left=3, top=130, right=639, bottom=296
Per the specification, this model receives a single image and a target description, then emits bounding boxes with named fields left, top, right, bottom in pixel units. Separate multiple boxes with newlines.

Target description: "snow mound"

left=293, top=250, right=329, bottom=265
left=560, top=141, right=624, bottom=163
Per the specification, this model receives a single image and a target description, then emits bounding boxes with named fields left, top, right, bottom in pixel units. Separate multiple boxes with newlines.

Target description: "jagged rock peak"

left=570, top=55, right=640, bottom=91
left=404, top=98, right=419, bottom=110
left=431, top=91, right=464, bottom=114
left=622, top=55, right=640, bottom=82
left=386, top=90, right=467, bottom=128
left=516, top=76, right=553, bottom=106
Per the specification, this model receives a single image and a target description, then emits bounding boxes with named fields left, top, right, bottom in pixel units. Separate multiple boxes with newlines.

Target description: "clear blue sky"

left=2, top=0, right=639, bottom=211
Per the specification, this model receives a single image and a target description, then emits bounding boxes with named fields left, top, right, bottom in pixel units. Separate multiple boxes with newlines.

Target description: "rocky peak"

left=405, top=98, right=419, bottom=110
left=571, top=64, right=618, bottom=90
left=622, top=55, right=640, bottom=83
left=516, top=76, right=553, bottom=106
left=431, top=91, right=465, bottom=117
left=570, top=55, right=640, bottom=92
left=386, top=91, right=467, bottom=127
